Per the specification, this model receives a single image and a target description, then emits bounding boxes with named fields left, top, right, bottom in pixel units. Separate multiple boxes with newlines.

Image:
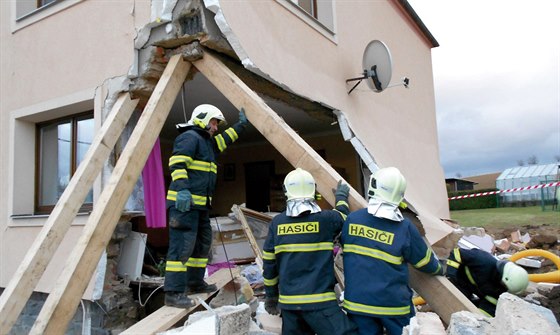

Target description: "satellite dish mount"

left=346, top=40, right=407, bottom=94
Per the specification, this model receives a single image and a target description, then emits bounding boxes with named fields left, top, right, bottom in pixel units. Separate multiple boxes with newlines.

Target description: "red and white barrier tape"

left=449, top=181, right=560, bottom=200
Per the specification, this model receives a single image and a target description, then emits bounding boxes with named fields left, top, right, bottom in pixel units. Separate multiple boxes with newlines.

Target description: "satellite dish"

left=346, top=40, right=394, bottom=94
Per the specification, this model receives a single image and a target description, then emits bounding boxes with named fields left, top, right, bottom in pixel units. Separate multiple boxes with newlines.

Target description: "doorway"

left=244, top=161, right=275, bottom=212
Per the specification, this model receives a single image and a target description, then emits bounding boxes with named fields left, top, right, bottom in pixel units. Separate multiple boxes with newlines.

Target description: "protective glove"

left=333, top=180, right=350, bottom=199
left=238, top=108, right=249, bottom=126
left=175, top=190, right=191, bottom=212
left=264, top=296, right=280, bottom=315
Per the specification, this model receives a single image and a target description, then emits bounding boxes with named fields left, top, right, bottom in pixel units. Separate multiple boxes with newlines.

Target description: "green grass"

left=450, top=206, right=560, bottom=228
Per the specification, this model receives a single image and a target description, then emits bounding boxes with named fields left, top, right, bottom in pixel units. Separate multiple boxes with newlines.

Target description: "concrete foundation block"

left=403, top=312, right=446, bottom=335
left=447, top=311, right=494, bottom=335
left=495, top=293, right=560, bottom=335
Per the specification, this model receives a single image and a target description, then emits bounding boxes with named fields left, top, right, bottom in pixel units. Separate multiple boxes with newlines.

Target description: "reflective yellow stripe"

left=343, top=244, right=403, bottom=265
left=453, top=248, right=462, bottom=263
left=334, top=208, right=347, bottom=220
left=343, top=299, right=410, bottom=316
left=189, top=160, right=217, bottom=173
left=432, top=263, right=442, bottom=274
left=167, top=191, right=209, bottom=206
left=263, top=276, right=278, bottom=286
left=479, top=308, right=492, bottom=317
left=171, top=169, right=188, bottom=181
left=186, top=257, right=208, bottom=268
left=447, top=260, right=460, bottom=269
left=166, top=261, right=187, bottom=272
left=263, top=250, right=276, bottom=261
left=215, top=134, right=227, bottom=152
left=274, top=242, right=333, bottom=254
left=465, top=267, right=476, bottom=285
left=414, top=248, right=433, bottom=268
left=484, top=295, right=497, bottom=305
left=279, top=292, right=336, bottom=304
left=225, top=128, right=238, bottom=142
left=335, top=200, right=349, bottom=208
left=169, top=155, right=192, bottom=167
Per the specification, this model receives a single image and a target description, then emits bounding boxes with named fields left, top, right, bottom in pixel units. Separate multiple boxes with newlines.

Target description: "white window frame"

left=276, top=0, right=337, bottom=42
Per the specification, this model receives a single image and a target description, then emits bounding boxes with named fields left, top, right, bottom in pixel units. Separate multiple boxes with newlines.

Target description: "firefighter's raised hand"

left=333, top=180, right=350, bottom=199
left=265, top=296, right=280, bottom=315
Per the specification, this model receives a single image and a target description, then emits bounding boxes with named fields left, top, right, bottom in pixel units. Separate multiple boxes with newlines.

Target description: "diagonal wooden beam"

left=193, top=51, right=479, bottom=323
left=0, top=93, right=138, bottom=334
left=29, top=54, right=190, bottom=334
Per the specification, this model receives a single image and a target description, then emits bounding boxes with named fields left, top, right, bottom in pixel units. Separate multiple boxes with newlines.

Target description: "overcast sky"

left=407, top=0, right=560, bottom=178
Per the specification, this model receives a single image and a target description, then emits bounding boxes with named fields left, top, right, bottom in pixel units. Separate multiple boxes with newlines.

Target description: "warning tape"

left=448, top=181, right=560, bottom=201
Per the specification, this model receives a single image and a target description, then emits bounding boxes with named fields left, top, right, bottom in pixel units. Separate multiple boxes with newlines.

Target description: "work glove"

left=264, top=296, right=280, bottom=315
left=175, top=190, right=191, bottom=212
left=238, top=108, right=249, bottom=126
left=333, top=180, right=350, bottom=199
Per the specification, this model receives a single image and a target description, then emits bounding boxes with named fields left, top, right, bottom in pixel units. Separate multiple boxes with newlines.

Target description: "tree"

left=517, top=159, right=525, bottom=166
left=527, top=155, right=538, bottom=165
left=455, top=172, right=462, bottom=178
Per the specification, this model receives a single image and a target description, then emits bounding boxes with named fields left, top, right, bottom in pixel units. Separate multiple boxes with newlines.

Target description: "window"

left=281, top=0, right=335, bottom=34
left=295, top=0, right=317, bottom=18
left=36, top=113, right=94, bottom=213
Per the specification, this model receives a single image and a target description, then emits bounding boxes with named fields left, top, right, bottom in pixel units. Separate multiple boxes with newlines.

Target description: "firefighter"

left=341, top=167, right=442, bottom=335
left=445, top=247, right=529, bottom=317
left=262, top=168, right=358, bottom=335
left=164, top=104, right=248, bottom=308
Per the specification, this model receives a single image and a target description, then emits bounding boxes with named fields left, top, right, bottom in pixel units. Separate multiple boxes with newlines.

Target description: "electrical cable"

left=214, top=217, right=238, bottom=305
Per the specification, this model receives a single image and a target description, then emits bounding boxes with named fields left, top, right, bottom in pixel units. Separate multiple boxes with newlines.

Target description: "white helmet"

left=368, top=167, right=406, bottom=205
left=188, top=104, right=226, bottom=129
left=284, top=168, right=316, bottom=201
left=501, top=261, right=529, bottom=294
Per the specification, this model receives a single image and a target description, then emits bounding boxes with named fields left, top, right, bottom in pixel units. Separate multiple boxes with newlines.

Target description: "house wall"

left=216, top=0, right=450, bottom=238
left=0, top=0, right=152, bottom=295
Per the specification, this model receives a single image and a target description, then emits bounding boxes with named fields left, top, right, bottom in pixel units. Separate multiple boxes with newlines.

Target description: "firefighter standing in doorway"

left=341, top=167, right=442, bottom=335
left=164, top=104, right=248, bottom=308
left=262, top=168, right=358, bottom=335
left=445, top=247, right=529, bottom=317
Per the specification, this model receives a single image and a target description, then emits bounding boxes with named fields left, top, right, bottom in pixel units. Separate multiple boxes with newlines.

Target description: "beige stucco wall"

left=217, top=1, right=450, bottom=232
left=0, top=0, right=151, bottom=294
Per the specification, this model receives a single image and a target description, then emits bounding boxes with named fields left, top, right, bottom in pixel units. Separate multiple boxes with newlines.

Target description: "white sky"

left=407, top=0, right=560, bottom=178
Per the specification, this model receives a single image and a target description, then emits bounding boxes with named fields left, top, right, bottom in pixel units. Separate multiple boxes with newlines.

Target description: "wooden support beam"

left=232, top=205, right=263, bottom=269
left=29, top=55, right=190, bottom=334
left=121, top=268, right=239, bottom=335
left=193, top=51, right=479, bottom=324
left=0, top=93, right=138, bottom=334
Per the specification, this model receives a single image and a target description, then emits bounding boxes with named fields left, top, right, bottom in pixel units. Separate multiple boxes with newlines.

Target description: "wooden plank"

left=29, top=55, right=190, bottom=335
left=0, top=93, right=138, bottom=335
left=122, top=268, right=239, bottom=335
left=232, top=205, right=263, bottom=268
left=193, top=52, right=479, bottom=324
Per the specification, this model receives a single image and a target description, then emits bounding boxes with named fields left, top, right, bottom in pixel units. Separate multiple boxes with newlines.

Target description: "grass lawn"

left=450, top=206, right=560, bottom=229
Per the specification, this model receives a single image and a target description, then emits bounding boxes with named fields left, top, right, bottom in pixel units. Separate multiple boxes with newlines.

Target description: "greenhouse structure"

left=496, top=163, right=560, bottom=206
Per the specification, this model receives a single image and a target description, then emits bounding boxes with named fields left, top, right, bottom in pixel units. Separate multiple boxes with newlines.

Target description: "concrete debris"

left=447, top=311, right=495, bottom=335
left=402, top=312, right=446, bottom=335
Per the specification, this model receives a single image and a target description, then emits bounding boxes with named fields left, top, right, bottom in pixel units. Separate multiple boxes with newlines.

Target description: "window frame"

left=34, top=111, right=94, bottom=214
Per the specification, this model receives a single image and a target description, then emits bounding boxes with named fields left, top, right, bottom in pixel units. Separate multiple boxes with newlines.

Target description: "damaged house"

left=0, top=0, right=477, bottom=333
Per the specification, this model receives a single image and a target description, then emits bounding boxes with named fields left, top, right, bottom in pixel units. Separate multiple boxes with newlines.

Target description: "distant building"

left=445, top=178, right=476, bottom=192
left=465, top=172, right=501, bottom=190
left=496, top=163, right=560, bottom=203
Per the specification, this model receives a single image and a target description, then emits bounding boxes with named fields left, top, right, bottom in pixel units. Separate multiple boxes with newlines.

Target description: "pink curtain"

left=142, top=138, right=167, bottom=228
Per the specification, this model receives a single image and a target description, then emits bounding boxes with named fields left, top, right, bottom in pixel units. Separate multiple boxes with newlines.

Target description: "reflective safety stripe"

left=169, top=155, right=193, bottom=167
left=279, top=292, right=336, bottom=305
left=263, top=250, right=276, bottom=261
left=343, top=244, right=403, bottom=265
left=189, top=160, right=217, bottom=173
left=215, top=134, right=227, bottom=152
left=263, top=276, right=278, bottom=286
left=414, top=248, right=433, bottom=268
left=166, top=261, right=187, bottom=272
left=447, top=259, right=460, bottom=269
left=484, top=295, right=497, bottom=305
left=334, top=208, right=348, bottom=221
left=171, top=169, right=188, bottom=181
left=453, top=248, right=462, bottom=263
left=336, top=200, right=349, bottom=208
left=479, top=308, right=492, bottom=317
left=465, top=267, right=476, bottom=285
left=167, top=191, right=209, bottom=206
left=343, top=299, right=410, bottom=316
left=186, top=257, right=208, bottom=268
left=274, top=242, right=333, bottom=254
left=432, top=263, right=442, bottom=275
left=225, top=128, right=239, bottom=142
